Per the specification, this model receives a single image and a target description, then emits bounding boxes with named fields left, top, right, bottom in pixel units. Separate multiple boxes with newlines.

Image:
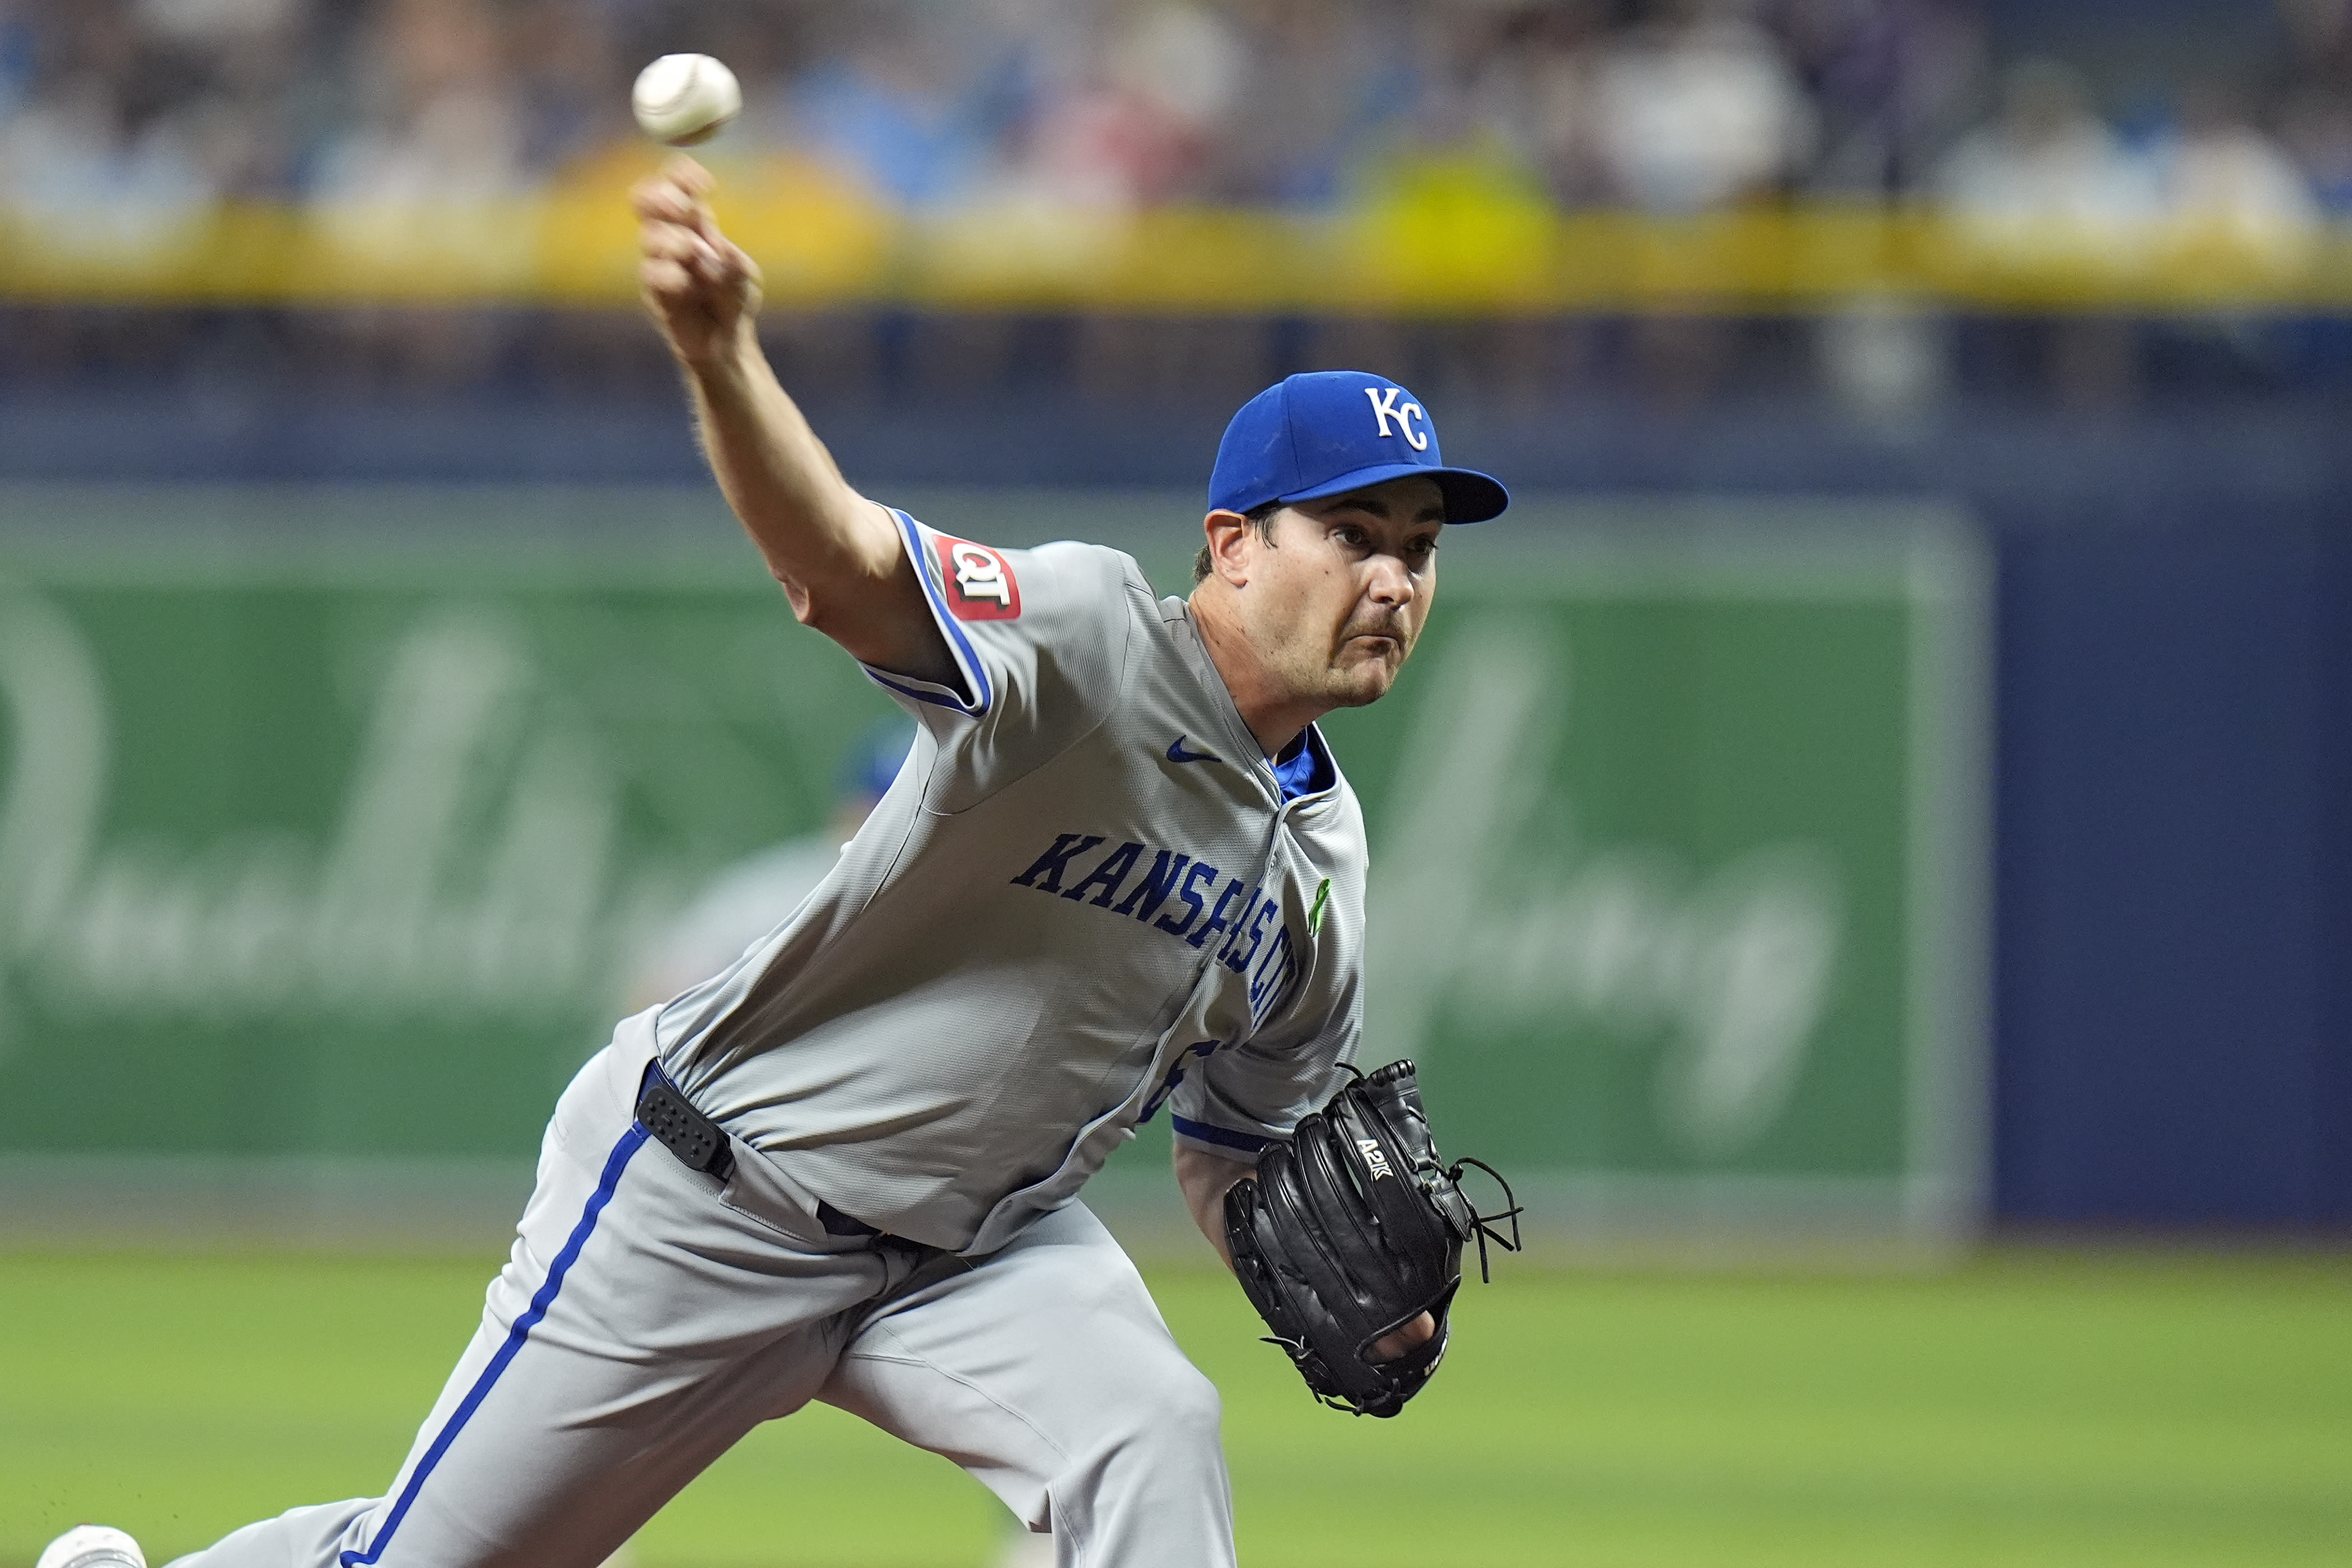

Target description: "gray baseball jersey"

left=148, top=509, right=1370, bottom=1568
left=650, top=510, right=1368, bottom=1254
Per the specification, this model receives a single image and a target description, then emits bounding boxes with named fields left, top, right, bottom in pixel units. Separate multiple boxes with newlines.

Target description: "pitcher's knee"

left=1045, top=1362, right=1230, bottom=1564
left=1103, top=1361, right=1222, bottom=1471
left=1168, top=1364, right=1222, bottom=1443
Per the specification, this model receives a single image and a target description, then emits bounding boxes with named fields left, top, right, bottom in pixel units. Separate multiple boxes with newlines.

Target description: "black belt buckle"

left=636, top=1070, right=735, bottom=1183
left=817, top=1200, right=881, bottom=1238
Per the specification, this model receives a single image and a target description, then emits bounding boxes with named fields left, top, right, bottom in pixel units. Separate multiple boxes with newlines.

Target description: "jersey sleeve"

left=1165, top=974, right=1361, bottom=1159
left=862, top=510, right=1140, bottom=807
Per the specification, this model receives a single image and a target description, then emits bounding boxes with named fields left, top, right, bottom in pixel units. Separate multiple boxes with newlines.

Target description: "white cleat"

left=36, top=1525, right=146, bottom=1568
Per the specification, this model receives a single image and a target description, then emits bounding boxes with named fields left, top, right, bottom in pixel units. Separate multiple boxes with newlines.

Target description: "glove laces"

left=1446, top=1155, right=1523, bottom=1282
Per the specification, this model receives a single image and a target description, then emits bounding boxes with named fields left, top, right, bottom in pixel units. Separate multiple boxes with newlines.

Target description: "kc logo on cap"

left=1364, top=386, right=1429, bottom=451
left=1207, top=370, right=1507, bottom=525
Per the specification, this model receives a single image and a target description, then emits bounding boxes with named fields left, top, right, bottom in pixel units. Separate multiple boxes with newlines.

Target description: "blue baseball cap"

left=1208, top=371, right=1508, bottom=525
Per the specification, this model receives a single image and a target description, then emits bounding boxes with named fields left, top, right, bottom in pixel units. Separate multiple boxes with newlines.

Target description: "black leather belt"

left=636, top=1062, right=886, bottom=1240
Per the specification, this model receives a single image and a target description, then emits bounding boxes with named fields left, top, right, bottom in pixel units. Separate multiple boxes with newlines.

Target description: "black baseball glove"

left=1222, top=1060, right=1520, bottom=1417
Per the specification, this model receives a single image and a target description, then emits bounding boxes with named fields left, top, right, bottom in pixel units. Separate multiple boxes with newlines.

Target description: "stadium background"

left=2, top=0, right=2347, bottom=1564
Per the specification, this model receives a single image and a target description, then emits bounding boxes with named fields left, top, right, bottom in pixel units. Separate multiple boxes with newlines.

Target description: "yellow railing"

left=6, top=157, right=2349, bottom=311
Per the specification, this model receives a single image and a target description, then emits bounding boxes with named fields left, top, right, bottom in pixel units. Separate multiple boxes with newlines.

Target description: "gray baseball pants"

left=166, top=1034, right=1235, bottom=1568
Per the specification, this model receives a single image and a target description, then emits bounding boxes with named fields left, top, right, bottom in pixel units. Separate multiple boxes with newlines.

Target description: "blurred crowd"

left=9, top=0, right=2352, bottom=420
left=2, top=0, right=2350, bottom=228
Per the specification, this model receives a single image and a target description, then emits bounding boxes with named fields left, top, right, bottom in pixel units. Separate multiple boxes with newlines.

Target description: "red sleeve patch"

left=935, top=535, right=1022, bottom=621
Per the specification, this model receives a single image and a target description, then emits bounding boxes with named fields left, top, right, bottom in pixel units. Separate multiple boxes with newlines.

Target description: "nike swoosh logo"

left=1166, top=736, right=1219, bottom=764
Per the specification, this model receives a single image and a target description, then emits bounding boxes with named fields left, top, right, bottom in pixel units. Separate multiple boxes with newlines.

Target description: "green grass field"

left=6, top=1249, right=2348, bottom=1567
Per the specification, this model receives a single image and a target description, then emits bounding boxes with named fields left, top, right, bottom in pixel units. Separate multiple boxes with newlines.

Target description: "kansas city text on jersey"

left=1011, top=830, right=1305, bottom=1028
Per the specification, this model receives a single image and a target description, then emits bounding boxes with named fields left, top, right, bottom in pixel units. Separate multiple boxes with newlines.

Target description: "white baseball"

left=632, top=54, right=741, bottom=147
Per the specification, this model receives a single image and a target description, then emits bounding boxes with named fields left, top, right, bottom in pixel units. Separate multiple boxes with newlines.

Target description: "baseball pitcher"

left=44, top=155, right=1514, bottom=1568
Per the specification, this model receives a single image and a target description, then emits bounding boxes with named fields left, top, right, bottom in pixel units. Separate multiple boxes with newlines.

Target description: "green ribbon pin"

left=1307, top=877, right=1331, bottom=935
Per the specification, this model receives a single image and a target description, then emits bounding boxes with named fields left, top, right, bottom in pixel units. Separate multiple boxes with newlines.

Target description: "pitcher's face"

left=1235, top=476, right=1445, bottom=713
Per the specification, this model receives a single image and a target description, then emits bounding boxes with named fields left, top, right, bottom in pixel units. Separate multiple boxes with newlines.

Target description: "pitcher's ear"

left=1201, top=509, right=1256, bottom=587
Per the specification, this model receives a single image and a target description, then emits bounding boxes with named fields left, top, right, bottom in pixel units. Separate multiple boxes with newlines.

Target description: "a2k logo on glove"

left=936, top=536, right=1021, bottom=620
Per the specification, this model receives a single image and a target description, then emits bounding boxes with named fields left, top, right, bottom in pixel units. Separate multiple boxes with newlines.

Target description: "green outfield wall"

left=0, top=487, right=1985, bottom=1245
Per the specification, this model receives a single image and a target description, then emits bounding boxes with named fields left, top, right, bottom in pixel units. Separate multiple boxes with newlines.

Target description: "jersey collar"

left=1160, top=596, right=1343, bottom=811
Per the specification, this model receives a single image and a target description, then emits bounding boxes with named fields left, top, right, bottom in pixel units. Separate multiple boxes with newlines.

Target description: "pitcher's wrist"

left=677, top=316, right=762, bottom=383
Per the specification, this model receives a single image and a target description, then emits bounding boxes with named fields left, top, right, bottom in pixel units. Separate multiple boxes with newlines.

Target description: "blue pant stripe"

left=339, top=1121, right=651, bottom=1568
